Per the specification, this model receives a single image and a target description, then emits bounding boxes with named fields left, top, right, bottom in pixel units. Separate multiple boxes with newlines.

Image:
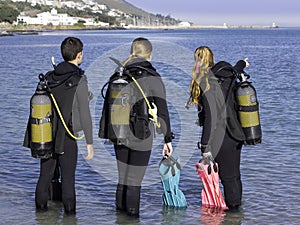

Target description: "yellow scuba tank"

left=236, top=73, right=262, bottom=145
left=30, top=74, right=53, bottom=158
left=102, top=62, right=132, bottom=145
left=100, top=57, right=158, bottom=145
left=107, top=75, right=131, bottom=145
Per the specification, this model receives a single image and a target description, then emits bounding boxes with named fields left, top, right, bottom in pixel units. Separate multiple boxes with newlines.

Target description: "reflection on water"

left=200, top=207, right=245, bottom=225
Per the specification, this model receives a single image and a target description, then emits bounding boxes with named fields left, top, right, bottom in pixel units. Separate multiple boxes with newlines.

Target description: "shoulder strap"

left=224, top=76, right=237, bottom=103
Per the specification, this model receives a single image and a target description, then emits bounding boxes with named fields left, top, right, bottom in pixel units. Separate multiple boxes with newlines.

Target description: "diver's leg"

left=60, top=135, right=78, bottom=214
left=114, top=145, right=130, bottom=211
left=215, top=133, right=242, bottom=209
left=35, top=157, right=56, bottom=210
left=125, top=149, right=151, bottom=216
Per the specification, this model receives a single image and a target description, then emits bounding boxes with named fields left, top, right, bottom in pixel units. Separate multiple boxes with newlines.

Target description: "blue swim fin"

left=159, top=153, right=187, bottom=207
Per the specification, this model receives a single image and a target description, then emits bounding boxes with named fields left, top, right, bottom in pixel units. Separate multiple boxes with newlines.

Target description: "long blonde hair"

left=188, top=46, right=214, bottom=105
left=123, top=37, right=152, bottom=65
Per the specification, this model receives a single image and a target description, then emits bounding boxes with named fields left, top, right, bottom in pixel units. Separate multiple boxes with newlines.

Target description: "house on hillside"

left=178, top=21, right=191, bottom=27
left=15, top=8, right=109, bottom=27
left=16, top=8, right=74, bottom=25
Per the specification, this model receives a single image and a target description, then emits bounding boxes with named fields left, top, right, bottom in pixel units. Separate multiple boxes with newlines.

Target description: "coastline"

left=0, top=24, right=279, bottom=36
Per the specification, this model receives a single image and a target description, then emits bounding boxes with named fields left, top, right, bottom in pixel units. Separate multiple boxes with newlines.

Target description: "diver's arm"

left=200, top=94, right=212, bottom=152
left=234, top=58, right=249, bottom=73
left=150, top=75, right=173, bottom=143
left=76, top=76, right=94, bottom=160
left=200, top=85, right=219, bottom=154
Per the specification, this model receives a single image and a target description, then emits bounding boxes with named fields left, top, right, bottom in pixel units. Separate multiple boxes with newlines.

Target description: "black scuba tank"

left=30, top=74, right=53, bottom=158
left=236, top=74, right=262, bottom=145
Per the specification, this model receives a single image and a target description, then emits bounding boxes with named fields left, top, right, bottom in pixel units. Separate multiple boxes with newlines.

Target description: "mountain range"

left=95, top=0, right=150, bottom=17
left=94, top=0, right=179, bottom=22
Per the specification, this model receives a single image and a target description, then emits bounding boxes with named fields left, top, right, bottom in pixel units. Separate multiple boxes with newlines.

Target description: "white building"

left=15, top=8, right=109, bottom=26
left=60, top=1, right=77, bottom=9
left=178, top=21, right=191, bottom=27
left=108, top=9, right=123, bottom=17
left=17, top=8, right=74, bottom=25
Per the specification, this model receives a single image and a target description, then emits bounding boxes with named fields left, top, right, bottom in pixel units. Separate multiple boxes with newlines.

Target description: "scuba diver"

left=24, top=37, right=94, bottom=214
left=187, top=46, right=251, bottom=211
left=99, top=37, right=174, bottom=217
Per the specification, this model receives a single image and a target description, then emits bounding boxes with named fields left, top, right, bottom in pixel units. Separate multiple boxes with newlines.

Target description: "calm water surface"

left=0, top=28, right=300, bottom=225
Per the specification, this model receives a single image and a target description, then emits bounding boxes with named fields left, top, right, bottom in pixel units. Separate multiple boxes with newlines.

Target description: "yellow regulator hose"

left=131, top=76, right=161, bottom=128
left=50, top=93, right=85, bottom=140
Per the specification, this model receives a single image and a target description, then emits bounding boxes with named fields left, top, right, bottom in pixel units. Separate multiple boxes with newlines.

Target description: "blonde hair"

left=123, top=37, right=152, bottom=65
left=189, top=46, right=214, bottom=105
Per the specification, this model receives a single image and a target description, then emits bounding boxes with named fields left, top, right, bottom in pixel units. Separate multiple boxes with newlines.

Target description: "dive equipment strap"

left=159, top=155, right=181, bottom=176
left=30, top=115, right=51, bottom=125
left=39, top=74, right=85, bottom=141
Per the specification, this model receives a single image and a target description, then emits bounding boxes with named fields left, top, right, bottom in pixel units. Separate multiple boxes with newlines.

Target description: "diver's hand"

left=162, top=142, right=173, bottom=158
left=201, top=151, right=213, bottom=164
left=244, top=58, right=250, bottom=68
left=202, top=151, right=212, bottom=158
left=149, top=102, right=158, bottom=122
left=85, top=144, right=94, bottom=160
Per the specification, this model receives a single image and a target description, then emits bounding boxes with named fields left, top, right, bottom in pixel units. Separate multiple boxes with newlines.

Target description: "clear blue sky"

left=125, top=0, right=300, bottom=27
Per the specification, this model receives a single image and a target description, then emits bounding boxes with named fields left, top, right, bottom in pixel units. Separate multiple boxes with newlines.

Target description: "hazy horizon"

left=126, top=0, right=300, bottom=27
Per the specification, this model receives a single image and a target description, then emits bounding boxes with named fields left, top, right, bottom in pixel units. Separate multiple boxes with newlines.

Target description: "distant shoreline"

left=0, top=24, right=280, bottom=36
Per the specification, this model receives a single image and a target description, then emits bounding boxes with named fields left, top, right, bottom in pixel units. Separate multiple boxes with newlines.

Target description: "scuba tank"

left=100, top=57, right=160, bottom=145
left=30, top=74, right=53, bottom=158
left=106, top=66, right=132, bottom=145
left=236, top=73, right=262, bottom=145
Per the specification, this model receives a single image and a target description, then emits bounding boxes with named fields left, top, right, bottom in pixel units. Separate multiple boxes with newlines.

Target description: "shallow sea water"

left=0, top=28, right=300, bottom=224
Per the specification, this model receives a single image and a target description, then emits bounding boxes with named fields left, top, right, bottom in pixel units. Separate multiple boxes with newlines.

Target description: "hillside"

left=0, top=0, right=180, bottom=28
left=94, top=0, right=177, bottom=25
left=95, top=0, right=150, bottom=17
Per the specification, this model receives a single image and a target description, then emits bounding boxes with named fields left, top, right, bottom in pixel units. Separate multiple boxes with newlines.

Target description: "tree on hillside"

left=0, top=5, right=19, bottom=23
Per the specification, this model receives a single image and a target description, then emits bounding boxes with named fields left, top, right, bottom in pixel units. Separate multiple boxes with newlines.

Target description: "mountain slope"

left=94, top=0, right=180, bottom=25
left=95, top=0, right=154, bottom=18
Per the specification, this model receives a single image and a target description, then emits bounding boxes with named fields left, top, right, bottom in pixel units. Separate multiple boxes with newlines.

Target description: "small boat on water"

left=0, top=30, right=13, bottom=36
left=13, top=30, right=39, bottom=35
left=0, top=30, right=39, bottom=36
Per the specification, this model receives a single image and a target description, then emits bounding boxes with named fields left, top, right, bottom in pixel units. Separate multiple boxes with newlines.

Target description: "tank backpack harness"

left=214, top=63, right=262, bottom=145
left=29, top=73, right=84, bottom=159
left=99, top=57, right=160, bottom=145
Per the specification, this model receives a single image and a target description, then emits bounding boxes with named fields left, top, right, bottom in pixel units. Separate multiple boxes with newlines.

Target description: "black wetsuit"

left=28, top=62, right=93, bottom=213
left=199, top=60, right=246, bottom=208
left=99, top=58, right=172, bottom=216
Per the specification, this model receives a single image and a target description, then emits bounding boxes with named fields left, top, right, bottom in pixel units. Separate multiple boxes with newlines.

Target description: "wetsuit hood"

left=54, top=61, right=82, bottom=76
left=46, top=61, right=84, bottom=88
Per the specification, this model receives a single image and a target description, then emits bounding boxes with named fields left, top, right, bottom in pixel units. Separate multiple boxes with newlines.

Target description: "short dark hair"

left=61, top=37, right=83, bottom=62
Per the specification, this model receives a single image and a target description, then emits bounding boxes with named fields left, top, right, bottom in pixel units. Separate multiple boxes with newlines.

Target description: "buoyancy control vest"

left=212, top=61, right=262, bottom=145
left=99, top=58, right=159, bottom=145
